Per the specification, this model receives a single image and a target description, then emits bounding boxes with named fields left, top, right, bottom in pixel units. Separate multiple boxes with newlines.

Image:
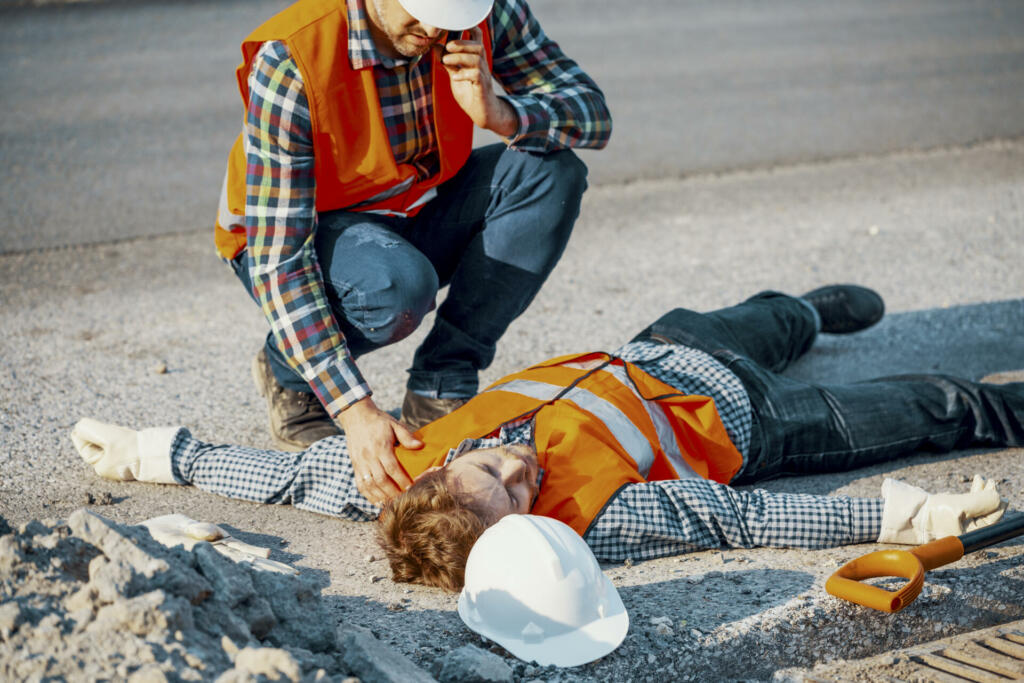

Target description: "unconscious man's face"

left=376, top=442, right=541, bottom=592
left=444, top=443, right=539, bottom=522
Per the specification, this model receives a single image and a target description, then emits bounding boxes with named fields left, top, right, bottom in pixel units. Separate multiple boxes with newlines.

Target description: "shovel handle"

left=825, top=536, right=964, bottom=613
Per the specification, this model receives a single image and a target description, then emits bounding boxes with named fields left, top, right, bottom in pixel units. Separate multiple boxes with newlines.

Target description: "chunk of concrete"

left=251, top=570, right=334, bottom=653
left=231, top=647, right=302, bottom=682
left=435, top=644, right=514, bottom=683
left=193, top=543, right=257, bottom=608
left=337, top=624, right=436, bottom=683
left=0, top=601, right=23, bottom=639
left=68, top=509, right=211, bottom=605
left=88, top=590, right=193, bottom=637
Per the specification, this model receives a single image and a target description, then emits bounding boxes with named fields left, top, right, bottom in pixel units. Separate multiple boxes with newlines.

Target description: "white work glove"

left=140, top=514, right=297, bottom=575
left=878, top=475, right=1008, bottom=544
left=71, top=418, right=180, bottom=484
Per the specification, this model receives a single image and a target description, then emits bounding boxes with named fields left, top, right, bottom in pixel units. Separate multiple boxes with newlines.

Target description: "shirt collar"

left=348, top=0, right=425, bottom=70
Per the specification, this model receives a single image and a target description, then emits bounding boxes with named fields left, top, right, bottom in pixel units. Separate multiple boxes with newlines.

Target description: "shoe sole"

left=251, top=352, right=308, bottom=453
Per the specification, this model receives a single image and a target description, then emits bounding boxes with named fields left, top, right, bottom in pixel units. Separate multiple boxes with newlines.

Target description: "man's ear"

left=414, top=465, right=442, bottom=482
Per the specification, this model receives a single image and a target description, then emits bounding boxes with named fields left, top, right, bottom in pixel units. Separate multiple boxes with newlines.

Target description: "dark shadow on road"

left=786, top=299, right=1024, bottom=384
left=742, top=299, right=1024, bottom=495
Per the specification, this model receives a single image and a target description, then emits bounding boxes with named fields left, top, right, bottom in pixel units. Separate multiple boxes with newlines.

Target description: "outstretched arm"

left=71, top=419, right=378, bottom=522
left=583, top=479, right=883, bottom=562
left=171, top=430, right=379, bottom=521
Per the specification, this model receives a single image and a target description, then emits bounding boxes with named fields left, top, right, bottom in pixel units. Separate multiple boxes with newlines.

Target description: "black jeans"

left=632, top=292, right=1024, bottom=484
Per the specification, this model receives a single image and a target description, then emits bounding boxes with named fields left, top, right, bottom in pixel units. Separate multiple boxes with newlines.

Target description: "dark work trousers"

left=631, top=292, right=1024, bottom=484
left=232, top=143, right=588, bottom=399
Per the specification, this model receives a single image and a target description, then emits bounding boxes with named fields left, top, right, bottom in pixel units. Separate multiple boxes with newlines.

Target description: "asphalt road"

left=2, top=0, right=1024, bottom=252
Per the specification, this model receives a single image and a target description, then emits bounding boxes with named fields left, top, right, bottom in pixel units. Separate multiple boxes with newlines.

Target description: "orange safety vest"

left=394, top=352, right=745, bottom=536
left=215, top=0, right=492, bottom=260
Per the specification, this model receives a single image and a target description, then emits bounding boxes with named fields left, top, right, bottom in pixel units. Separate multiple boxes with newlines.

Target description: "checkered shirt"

left=170, top=340, right=884, bottom=559
left=241, top=0, right=612, bottom=418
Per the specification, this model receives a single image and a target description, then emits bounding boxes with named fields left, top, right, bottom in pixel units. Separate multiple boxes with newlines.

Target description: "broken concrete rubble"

left=434, top=644, right=515, bottom=682
left=0, top=510, right=438, bottom=682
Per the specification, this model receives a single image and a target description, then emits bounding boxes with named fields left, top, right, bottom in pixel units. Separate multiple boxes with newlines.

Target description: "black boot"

left=801, top=284, right=884, bottom=334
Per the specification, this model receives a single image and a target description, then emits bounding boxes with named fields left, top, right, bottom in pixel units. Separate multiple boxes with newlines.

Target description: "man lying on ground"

left=73, top=285, right=1019, bottom=590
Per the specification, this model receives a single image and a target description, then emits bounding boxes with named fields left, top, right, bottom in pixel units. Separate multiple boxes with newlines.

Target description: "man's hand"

left=337, top=397, right=421, bottom=505
left=439, top=27, right=517, bottom=137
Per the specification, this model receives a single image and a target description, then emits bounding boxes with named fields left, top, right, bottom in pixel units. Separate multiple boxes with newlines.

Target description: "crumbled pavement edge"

left=0, top=509, right=456, bottom=683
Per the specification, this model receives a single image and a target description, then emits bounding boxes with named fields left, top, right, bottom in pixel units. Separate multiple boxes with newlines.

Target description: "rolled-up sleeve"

left=489, top=0, right=612, bottom=151
left=171, top=429, right=379, bottom=521
left=244, top=40, right=371, bottom=416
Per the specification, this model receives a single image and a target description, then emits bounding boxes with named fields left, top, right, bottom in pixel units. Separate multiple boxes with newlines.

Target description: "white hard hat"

left=396, top=0, right=494, bottom=31
left=457, top=515, right=629, bottom=667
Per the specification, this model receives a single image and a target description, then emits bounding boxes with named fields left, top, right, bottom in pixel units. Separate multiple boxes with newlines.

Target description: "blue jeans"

left=233, top=144, right=588, bottom=397
left=631, top=292, right=1024, bottom=484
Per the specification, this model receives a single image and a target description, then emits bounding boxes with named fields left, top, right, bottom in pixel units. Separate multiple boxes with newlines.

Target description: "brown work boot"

left=251, top=348, right=342, bottom=451
left=400, top=390, right=470, bottom=431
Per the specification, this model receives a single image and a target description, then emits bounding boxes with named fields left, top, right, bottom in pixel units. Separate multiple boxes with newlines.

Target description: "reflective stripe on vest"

left=487, top=378, right=657, bottom=476
left=486, top=361, right=701, bottom=480
left=599, top=362, right=700, bottom=480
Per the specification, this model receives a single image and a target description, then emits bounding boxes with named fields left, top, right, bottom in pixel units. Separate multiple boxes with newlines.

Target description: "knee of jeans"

left=541, top=149, right=589, bottom=201
left=342, top=256, right=438, bottom=345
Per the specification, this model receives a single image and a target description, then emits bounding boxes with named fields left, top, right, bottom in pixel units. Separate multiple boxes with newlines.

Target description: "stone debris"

left=82, top=491, right=114, bottom=506
left=649, top=617, right=674, bottom=636
left=434, top=644, right=514, bottom=683
left=337, top=623, right=435, bottom=683
left=0, top=510, right=437, bottom=682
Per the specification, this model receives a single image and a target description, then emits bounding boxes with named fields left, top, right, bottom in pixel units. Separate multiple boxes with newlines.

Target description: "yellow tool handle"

left=825, top=536, right=965, bottom=613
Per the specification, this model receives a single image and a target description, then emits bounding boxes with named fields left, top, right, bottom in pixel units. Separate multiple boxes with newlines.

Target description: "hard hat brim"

left=395, top=0, right=494, bottom=31
left=458, top=575, right=630, bottom=667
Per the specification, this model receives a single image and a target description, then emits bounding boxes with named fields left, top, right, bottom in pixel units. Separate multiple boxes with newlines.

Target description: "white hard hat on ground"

left=396, top=0, right=494, bottom=31
left=457, top=515, right=629, bottom=667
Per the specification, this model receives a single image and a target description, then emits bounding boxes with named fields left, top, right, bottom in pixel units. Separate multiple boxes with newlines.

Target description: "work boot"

left=801, top=284, right=885, bottom=334
left=251, top=348, right=342, bottom=451
left=400, top=390, right=469, bottom=431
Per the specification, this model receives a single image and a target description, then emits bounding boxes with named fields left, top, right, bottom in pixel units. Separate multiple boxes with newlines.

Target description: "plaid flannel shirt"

left=170, top=341, right=883, bottom=560
left=241, top=0, right=612, bottom=417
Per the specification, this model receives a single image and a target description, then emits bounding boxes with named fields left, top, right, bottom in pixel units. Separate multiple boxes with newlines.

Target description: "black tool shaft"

left=960, top=512, right=1024, bottom=554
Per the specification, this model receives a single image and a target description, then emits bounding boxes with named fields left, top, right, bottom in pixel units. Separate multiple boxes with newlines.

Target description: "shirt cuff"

left=136, top=427, right=186, bottom=484
left=500, top=95, right=551, bottom=151
left=309, top=353, right=372, bottom=419
left=168, top=427, right=196, bottom=485
left=849, top=496, right=886, bottom=544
